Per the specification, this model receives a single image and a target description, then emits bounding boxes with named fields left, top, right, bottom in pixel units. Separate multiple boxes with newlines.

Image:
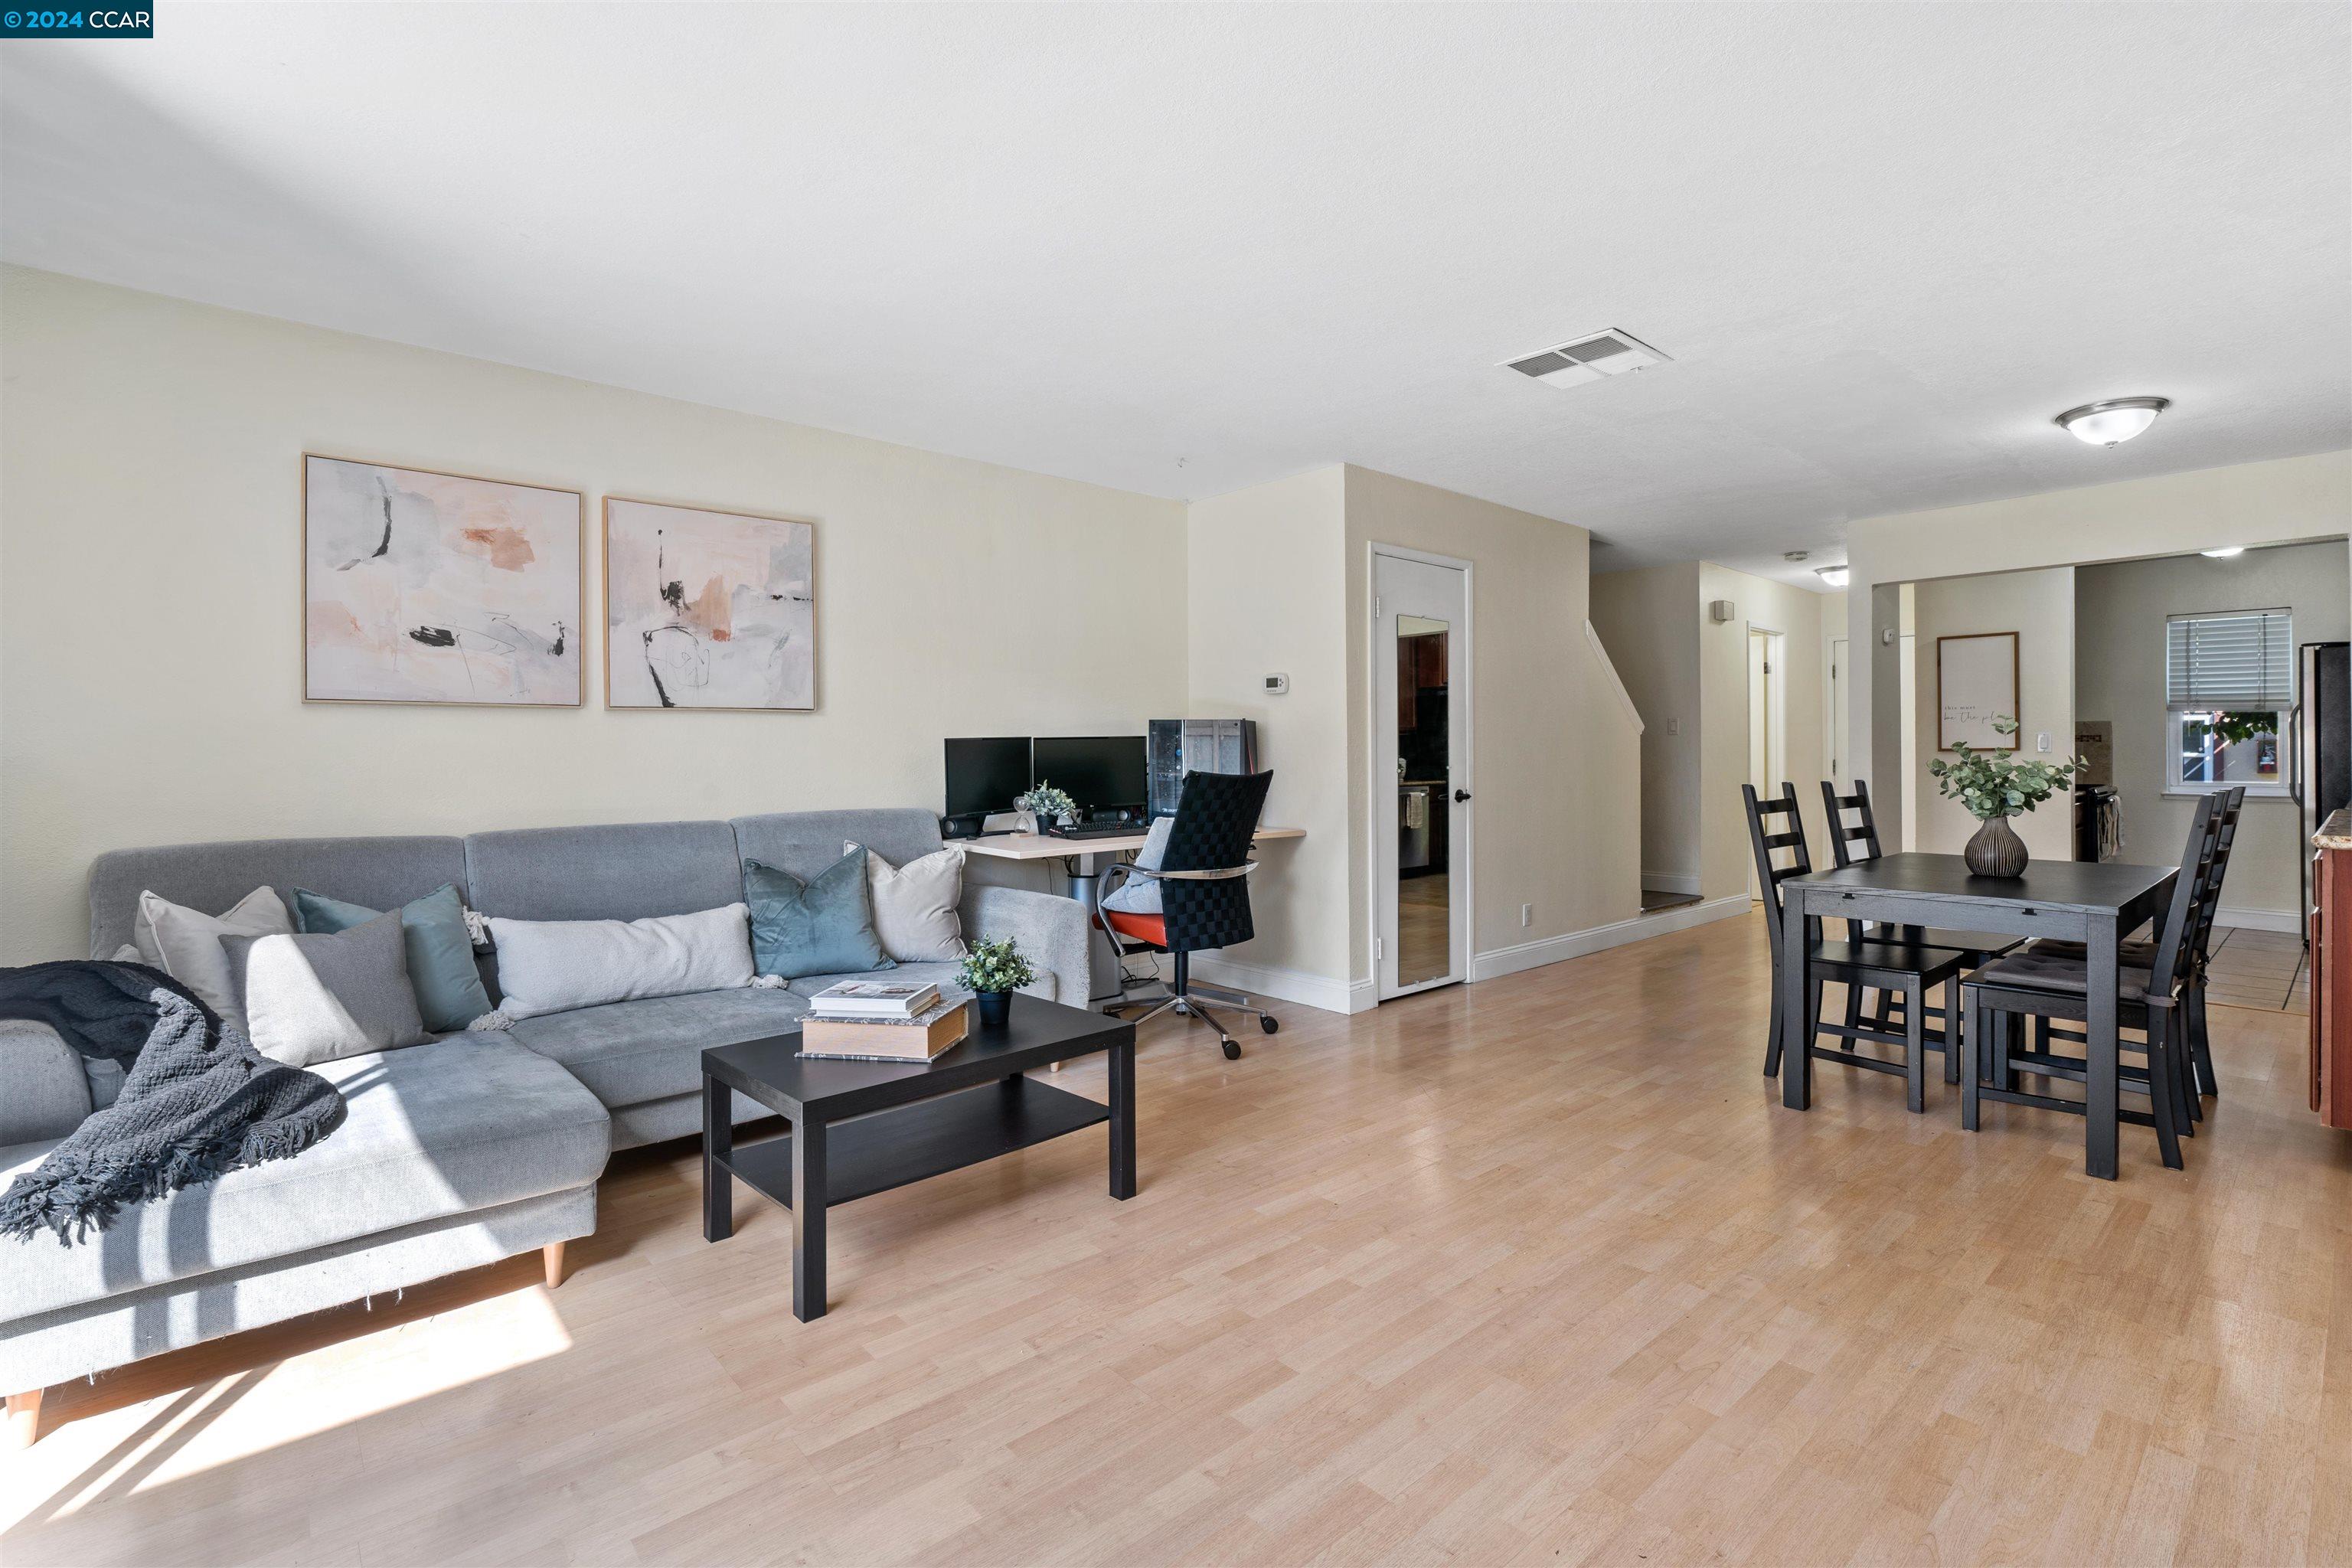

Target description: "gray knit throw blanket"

left=0, top=961, right=346, bottom=1246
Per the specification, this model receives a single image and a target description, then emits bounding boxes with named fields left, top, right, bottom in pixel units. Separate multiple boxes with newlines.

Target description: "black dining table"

left=1777, top=852, right=2178, bottom=1178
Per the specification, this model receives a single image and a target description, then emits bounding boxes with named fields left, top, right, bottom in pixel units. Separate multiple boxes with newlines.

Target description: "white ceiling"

left=5, top=3, right=2347, bottom=590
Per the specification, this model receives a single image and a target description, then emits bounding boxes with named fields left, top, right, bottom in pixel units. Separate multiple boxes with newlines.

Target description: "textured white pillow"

left=133, top=885, right=293, bottom=1032
left=487, top=903, right=756, bottom=1021
left=1099, top=817, right=1174, bottom=916
left=854, top=841, right=968, bottom=962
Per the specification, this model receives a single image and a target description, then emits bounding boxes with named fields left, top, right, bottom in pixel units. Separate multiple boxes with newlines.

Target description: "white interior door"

left=1374, top=549, right=1470, bottom=999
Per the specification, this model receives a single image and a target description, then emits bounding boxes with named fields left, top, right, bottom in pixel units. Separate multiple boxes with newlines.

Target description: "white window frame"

left=2162, top=606, right=2293, bottom=799
left=2165, top=707, right=2289, bottom=798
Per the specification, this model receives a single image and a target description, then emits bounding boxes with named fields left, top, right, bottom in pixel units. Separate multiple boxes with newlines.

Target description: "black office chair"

left=1098, top=769, right=1280, bottom=1060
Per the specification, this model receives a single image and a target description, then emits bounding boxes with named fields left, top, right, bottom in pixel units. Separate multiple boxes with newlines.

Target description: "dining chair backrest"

left=1819, top=778, right=1885, bottom=869
left=1818, top=777, right=1921, bottom=942
left=2184, top=786, right=2246, bottom=968
left=1741, top=782, right=1814, bottom=936
left=2147, top=791, right=2229, bottom=1002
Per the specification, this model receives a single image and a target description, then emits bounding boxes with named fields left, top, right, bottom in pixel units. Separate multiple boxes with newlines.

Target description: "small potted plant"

left=959, top=936, right=1035, bottom=1028
left=1017, top=781, right=1076, bottom=835
left=1928, top=715, right=2085, bottom=877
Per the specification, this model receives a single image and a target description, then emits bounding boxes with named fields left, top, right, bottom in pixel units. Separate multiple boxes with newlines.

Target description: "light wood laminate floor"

left=6, top=910, right=2350, bottom=1566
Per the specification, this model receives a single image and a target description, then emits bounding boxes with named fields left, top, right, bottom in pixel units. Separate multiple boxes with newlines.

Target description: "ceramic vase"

left=1964, top=815, right=2030, bottom=878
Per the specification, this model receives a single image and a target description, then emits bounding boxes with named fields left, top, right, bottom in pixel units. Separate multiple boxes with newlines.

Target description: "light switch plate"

left=2037, top=731, right=2051, bottom=752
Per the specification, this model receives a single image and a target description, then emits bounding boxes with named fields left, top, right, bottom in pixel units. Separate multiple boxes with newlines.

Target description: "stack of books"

left=799, top=979, right=969, bottom=1063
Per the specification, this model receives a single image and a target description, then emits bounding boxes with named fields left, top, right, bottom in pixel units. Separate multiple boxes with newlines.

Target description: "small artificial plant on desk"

left=1928, top=715, right=2086, bottom=877
left=959, top=936, right=1034, bottom=1028
left=1016, top=782, right=1076, bottom=835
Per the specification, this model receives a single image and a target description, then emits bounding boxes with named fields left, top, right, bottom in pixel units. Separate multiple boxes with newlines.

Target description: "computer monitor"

left=1031, top=735, right=1148, bottom=817
left=943, top=737, right=1033, bottom=819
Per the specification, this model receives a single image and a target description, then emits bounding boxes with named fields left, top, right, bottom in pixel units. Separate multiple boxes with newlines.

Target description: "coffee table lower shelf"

left=715, top=1077, right=1111, bottom=1210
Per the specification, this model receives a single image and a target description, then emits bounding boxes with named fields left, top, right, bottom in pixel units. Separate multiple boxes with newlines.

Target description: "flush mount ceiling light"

left=1816, top=565, right=1850, bottom=587
left=2055, top=396, right=2169, bottom=446
left=2200, top=546, right=2246, bottom=558
left=1504, top=330, right=1673, bottom=390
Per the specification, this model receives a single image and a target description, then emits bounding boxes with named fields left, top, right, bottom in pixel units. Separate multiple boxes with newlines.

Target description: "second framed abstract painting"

left=603, top=498, right=815, bottom=710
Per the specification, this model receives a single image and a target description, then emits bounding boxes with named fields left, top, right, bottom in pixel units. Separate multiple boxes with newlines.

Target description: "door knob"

left=1454, top=789, right=1472, bottom=803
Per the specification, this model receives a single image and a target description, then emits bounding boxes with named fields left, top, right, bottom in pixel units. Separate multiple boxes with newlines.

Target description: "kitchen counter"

left=2317, top=808, right=2352, bottom=851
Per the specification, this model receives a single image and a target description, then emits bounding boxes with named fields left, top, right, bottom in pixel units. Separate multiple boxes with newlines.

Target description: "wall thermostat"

left=1264, top=673, right=1289, bottom=694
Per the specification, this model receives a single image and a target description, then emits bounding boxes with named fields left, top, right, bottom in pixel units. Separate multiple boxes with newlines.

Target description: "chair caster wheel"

left=1259, top=1015, right=1279, bottom=1035
left=1221, top=1038, right=1242, bottom=1060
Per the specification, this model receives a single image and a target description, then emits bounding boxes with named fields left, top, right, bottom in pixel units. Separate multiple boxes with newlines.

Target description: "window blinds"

left=2165, top=609, right=2294, bottom=710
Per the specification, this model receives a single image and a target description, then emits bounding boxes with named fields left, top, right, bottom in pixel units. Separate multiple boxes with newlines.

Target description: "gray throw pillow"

left=224, top=910, right=430, bottom=1067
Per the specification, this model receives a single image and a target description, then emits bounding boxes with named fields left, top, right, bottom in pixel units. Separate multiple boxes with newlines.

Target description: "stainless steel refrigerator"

left=2295, top=641, right=2351, bottom=940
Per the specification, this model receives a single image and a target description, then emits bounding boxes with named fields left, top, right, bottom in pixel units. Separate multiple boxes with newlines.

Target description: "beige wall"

left=1184, top=467, right=1351, bottom=995
left=1341, top=466, right=1641, bottom=982
left=1694, top=566, right=1836, bottom=900
left=0, top=267, right=1188, bottom=961
left=2074, top=541, right=2349, bottom=919
left=1908, top=567, right=2077, bottom=861
left=1847, top=450, right=2352, bottom=850
left=1589, top=564, right=1702, bottom=892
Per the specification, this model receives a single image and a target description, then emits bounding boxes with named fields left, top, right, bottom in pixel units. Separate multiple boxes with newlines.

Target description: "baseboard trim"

left=1187, top=955, right=1376, bottom=1015
left=1471, top=895, right=1750, bottom=982
left=1641, top=871, right=1701, bottom=897
left=2216, top=906, right=2303, bottom=934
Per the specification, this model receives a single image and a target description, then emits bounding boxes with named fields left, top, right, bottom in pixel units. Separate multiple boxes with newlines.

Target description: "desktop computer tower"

left=1147, top=719, right=1259, bottom=817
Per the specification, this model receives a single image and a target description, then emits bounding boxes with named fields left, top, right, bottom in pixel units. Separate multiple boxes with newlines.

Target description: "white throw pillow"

left=486, top=903, right=757, bottom=1021
left=133, top=885, right=293, bottom=1033
left=225, top=911, right=430, bottom=1067
left=1100, top=816, right=1174, bottom=916
left=853, top=841, right=968, bottom=962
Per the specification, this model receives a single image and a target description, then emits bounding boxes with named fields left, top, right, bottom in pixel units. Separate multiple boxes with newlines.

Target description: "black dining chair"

left=1746, top=782, right=1971, bottom=1112
left=2004, top=785, right=2244, bottom=1125
left=1819, top=778, right=2024, bottom=1042
left=1959, top=791, right=2230, bottom=1171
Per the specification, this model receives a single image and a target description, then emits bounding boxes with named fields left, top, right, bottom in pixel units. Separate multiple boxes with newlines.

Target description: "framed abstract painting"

left=303, top=455, right=583, bottom=706
left=603, top=498, right=815, bottom=710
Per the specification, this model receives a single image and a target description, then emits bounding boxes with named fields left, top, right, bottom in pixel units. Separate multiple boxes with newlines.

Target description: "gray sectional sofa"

left=1, top=807, right=1087, bottom=1435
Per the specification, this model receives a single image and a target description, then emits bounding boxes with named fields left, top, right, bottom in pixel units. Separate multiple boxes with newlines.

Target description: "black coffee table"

left=700, top=992, right=1137, bottom=1321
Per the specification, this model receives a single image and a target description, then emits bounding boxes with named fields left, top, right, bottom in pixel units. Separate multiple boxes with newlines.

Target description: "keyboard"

left=1046, top=820, right=1143, bottom=840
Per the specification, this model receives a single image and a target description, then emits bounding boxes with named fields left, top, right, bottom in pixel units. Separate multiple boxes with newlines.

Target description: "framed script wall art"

left=603, top=498, right=816, bottom=711
left=1936, top=630, right=2020, bottom=751
left=303, top=455, right=583, bottom=706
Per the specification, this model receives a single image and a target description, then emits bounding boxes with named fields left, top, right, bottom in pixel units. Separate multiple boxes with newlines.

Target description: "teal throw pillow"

left=743, top=849, right=895, bottom=980
left=292, top=881, right=493, bottom=1034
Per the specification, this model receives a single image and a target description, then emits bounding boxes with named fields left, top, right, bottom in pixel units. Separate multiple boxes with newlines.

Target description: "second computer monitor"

left=1031, top=735, right=1148, bottom=816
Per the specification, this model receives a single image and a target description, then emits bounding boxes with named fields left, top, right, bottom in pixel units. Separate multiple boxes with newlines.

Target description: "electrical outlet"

left=1520, top=903, right=1532, bottom=927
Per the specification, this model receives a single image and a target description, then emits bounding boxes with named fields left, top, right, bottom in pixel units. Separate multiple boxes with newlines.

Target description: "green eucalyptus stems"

left=1929, top=716, right=2085, bottom=822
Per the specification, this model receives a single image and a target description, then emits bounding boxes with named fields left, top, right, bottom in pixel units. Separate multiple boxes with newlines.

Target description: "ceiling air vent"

left=1504, top=330, right=1672, bottom=389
